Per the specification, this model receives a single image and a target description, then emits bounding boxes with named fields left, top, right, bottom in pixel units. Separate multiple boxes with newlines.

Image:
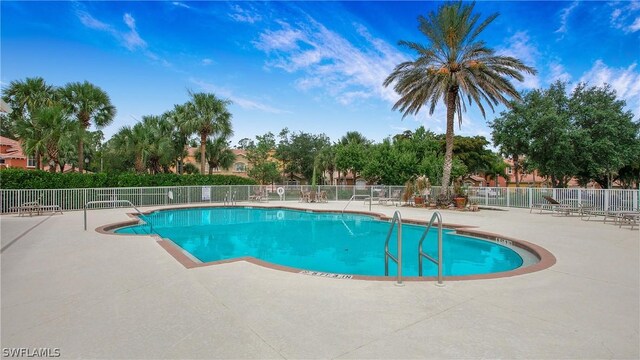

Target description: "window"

left=0, top=158, right=5, bottom=164
left=234, top=162, right=246, bottom=172
left=27, top=156, right=36, bottom=168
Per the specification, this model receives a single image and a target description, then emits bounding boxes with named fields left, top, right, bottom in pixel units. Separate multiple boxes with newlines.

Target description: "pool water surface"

left=116, top=207, right=525, bottom=277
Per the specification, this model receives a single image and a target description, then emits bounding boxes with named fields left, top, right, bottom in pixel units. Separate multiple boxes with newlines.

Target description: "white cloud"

left=579, top=60, right=640, bottom=115
left=497, top=32, right=541, bottom=89
left=202, top=58, right=213, bottom=66
left=122, top=13, right=146, bottom=51
left=77, top=11, right=114, bottom=32
left=190, top=78, right=291, bottom=114
left=555, top=1, right=579, bottom=35
left=547, top=62, right=572, bottom=83
left=172, top=2, right=191, bottom=10
left=610, top=1, right=640, bottom=33
left=254, top=17, right=407, bottom=106
left=76, top=10, right=168, bottom=66
left=229, top=4, right=262, bottom=24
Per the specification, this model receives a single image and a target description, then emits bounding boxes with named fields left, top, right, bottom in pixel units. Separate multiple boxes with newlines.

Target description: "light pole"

left=84, top=158, right=89, bottom=174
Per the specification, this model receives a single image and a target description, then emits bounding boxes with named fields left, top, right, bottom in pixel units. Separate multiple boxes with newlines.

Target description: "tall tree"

left=384, top=2, right=536, bottom=192
left=61, top=81, right=116, bottom=173
left=31, top=105, right=74, bottom=172
left=183, top=92, right=232, bottom=174
left=164, top=104, right=192, bottom=174
left=246, top=132, right=281, bottom=184
left=489, top=98, right=532, bottom=187
left=195, top=137, right=236, bottom=174
left=2, top=77, right=57, bottom=169
left=570, top=83, right=640, bottom=188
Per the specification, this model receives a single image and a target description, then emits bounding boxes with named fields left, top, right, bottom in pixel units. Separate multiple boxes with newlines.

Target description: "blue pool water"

left=116, top=207, right=524, bottom=277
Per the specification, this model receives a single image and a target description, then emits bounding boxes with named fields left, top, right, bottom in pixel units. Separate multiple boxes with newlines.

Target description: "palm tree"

left=3, top=77, right=57, bottom=169
left=60, top=81, right=116, bottom=173
left=316, top=145, right=337, bottom=185
left=112, top=123, right=150, bottom=173
left=383, top=2, right=536, bottom=190
left=140, top=115, right=174, bottom=174
left=339, top=131, right=369, bottom=145
left=182, top=92, right=232, bottom=174
left=195, top=137, right=236, bottom=174
left=31, top=105, right=74, bottom=172
left=163, top=104, right=192, bottom=174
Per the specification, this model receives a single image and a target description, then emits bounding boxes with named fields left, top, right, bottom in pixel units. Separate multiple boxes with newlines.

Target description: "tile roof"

left=0, top=136, right=26, bottom=159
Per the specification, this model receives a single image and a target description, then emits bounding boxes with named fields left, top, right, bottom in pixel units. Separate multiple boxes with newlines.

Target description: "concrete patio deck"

left=1, top=202, right=638, bottom=359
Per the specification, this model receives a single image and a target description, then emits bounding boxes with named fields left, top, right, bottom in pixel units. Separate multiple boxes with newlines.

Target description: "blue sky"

left=2, top=1, right=639, bottom=146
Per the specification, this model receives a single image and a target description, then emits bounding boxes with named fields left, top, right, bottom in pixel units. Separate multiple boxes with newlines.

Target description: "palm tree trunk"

left=78, top=136, right=84, bottom=173
left=135, top=154, right=144, bottom=173
left=200, top=134, right=206, bottom=175
left=513, top=154, right=520, bottom=187
left=441, top=89, right=456, bottom=193
left=35, top=150, right=41, bottom=170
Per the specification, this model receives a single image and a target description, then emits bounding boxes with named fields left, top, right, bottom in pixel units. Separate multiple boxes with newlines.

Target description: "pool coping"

left=96, top=204, right=556, bottom=281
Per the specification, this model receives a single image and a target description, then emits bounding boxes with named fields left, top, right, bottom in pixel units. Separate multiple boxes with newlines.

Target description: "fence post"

left=528, top=188, right=532, bottom=209
left=335, top=184, right=338, bottom=201
left=506, top=188, right=510, bottom=207
left=604, top=189, right=609, bottom=211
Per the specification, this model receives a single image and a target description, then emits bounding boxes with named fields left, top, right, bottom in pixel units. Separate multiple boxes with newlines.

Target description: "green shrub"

left=0, top=168, right=256, bottom=189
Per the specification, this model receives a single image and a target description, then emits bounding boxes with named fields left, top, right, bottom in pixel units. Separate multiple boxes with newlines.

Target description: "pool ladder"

left=84, top=199, right=149, bottom=232
left=384, top=210, right=444, bottom=286
left=418, top=212, right=444, bottom=286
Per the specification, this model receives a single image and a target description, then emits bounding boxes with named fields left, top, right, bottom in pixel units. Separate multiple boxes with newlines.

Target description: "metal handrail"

left=342, top=194, right=372, bottom=213
left=384, top=210, right=403, bottom=286
left=224, top=191, right=236, bottom=205
left=84, top=200, right=147, bottom=231
left=418, top=211, right=444, bottom=286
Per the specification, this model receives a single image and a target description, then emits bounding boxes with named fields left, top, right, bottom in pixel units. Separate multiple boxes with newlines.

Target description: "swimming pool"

left=114, top=207, right=539, bottom=278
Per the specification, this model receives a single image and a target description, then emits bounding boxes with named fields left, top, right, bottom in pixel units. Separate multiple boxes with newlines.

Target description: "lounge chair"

left=12, top=200, right=63, bottom=217
left=530, top=195, right=561, bottom=213
left=299, top=190, right=310, bottom=203
left=619, top=212, right=639, bottom=230
left=318, top=191, right=328, bottom=203
left=249, top=188, right=264, bottom=202
left=380, top=189, right=401, bottom=206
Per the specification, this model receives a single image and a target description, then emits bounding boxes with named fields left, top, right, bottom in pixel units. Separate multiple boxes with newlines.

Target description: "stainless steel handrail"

left=418, top=211, right=444, bottom=286
left=224, top=191, right=236, bottom=205
left=342, top=194, right=372, bottom=213
left=384, top=210, right=403, bottom=286
left=84, top=200, right=147, bottom=231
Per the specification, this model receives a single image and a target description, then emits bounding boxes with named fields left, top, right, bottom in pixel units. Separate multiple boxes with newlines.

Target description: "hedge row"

left=0, top=168, right=257, bottom=189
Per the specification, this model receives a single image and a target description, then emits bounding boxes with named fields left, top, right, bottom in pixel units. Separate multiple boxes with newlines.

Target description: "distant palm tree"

left=140, top=115, right=174, bottom=174
left=61, top=81, right=116, bottom=173
left=163, top=104, right=192, bottom=174
left=384, top=2, right=536, bottom=190
left=112, top=123, right=150, bottom=173
left=339, top=131, right=369, bottom=145
left=183, top=92, right=232, bottom=174
left=316, top=145, right=337, bottom=185
left=195, top=137, right=236, bottom=174
left=3, top=77, right=57, bottom=169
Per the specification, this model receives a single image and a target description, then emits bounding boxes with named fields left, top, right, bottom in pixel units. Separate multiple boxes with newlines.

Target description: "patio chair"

left=380, top=189, right=401, bottom=206
left=618, top=212, right=639, bottom=230
left=12, top=198, right=63, bottom=217
left=299, top=190, right=310, bottom=203
left=530, top=195, right=562, bottom=214
left=318, top=191, right=328, bottom=203
left=249, top=188, right=264, bottom=202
